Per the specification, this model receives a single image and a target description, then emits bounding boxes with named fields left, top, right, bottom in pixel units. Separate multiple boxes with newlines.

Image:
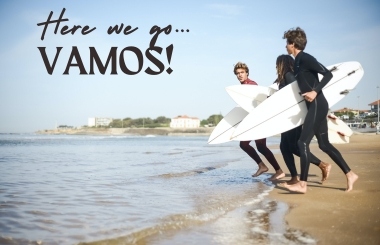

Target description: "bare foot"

left=269, top=170, right=285, bottom=180
left=345, top=171, right=358, bottom=192
left=286, top=176, right=299, bottom=185
left=283, top=181, right=307, bottom=193
left=319, top=162, right=332, bottom=184
left=252, top=162, right=269, bottom=177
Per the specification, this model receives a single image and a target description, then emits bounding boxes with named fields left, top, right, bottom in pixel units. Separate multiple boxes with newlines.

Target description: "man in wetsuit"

left=281, top=27, right=358, bottom=193
left=234, top=62, right=285, bottom=180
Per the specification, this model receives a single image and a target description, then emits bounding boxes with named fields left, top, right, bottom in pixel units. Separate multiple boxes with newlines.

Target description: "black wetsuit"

left=278, top=72, right=323, bottom=178
left=294, top=51, right=351, bottom=181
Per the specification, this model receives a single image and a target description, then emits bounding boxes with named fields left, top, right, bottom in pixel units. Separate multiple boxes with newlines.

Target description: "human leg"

left=283, top=103, right=318, bottom=193
left=280, top=130, right=299, bottom=184
left=282, top=126, right=331, bottom=184
left=255, top=138, right=285, bottom=180
left=315, top=118, right=350, bottom=173
left=281, top=130, right=298, bottom=177
left=290, top=125, right=328, bottom=167
left=287, top=96, right=358, bottom=192
left=240, top=141, right=269, bottom=177
left=314, top=117, right=358, bottom=191
left=240, top=141, right=262, bottom=163
left=293, top=129, right=332, bottom=183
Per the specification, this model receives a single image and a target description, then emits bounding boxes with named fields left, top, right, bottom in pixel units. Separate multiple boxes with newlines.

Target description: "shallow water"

left=0, top=134, right=315, bottom=245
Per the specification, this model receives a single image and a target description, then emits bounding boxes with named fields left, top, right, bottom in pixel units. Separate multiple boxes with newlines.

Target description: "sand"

left=269, top=134, right=380, bottom=245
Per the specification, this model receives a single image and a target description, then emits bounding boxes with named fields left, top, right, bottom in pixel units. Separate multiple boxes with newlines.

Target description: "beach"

left=269, top=133, right=380, bottom=245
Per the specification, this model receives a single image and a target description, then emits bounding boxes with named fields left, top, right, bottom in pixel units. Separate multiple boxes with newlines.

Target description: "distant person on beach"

left=281, top=27, right=358, bottom=193
left=275, top=54, right=332, bottom=185
left=234, top=62, right=285, bottom=180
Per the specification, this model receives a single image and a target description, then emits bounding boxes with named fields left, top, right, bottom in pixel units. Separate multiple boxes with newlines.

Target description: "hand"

left=302, top=91, right=317, bottom=102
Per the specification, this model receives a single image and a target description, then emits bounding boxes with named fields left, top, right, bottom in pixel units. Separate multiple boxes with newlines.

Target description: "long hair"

left=276, top=55, right=294, bottom=83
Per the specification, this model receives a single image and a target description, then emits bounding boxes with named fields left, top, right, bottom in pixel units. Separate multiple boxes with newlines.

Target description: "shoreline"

left=35, top=127, right=214, bottom=136
left=268, top=134, right=380, bottom=245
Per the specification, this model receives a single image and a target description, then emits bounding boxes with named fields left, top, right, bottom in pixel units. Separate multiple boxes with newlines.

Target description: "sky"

left=0, top=0, right=379, bottom=133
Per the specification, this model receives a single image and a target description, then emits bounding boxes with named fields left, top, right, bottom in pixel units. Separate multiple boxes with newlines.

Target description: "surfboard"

left=207, top=106, right=248, bottom=144
left=209, top=109, right=351, bottom=145
left=208, top=85, right=276, bottom=144
left=231, top=61, right=364, bottom=141
left=327, top=114, right=353, bottom=144
left=209, top=98, right=352, bottom=145
left=226, top=85, right=353, bottom=144
left=225, top=85, right=277, bottom=112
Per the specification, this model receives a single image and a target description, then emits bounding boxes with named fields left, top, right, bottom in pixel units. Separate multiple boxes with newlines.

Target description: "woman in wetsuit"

left=281, top=28, right=358, bottom=193
left=234, top=62, right=285, bottom=180
left=275, top=54, right=331, bottom=185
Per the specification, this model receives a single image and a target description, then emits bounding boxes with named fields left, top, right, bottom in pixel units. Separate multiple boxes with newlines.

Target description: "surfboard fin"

left=339, top=89, right=351, bottom=95
left=329, top=66, right=338, bottom=72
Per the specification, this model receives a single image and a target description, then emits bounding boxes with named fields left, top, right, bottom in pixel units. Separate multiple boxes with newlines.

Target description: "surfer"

left=275, top=54, right=332, bottom=185
left=234, top=62, right=285, bottom=180
left=281, top=27, right=358, bottom=193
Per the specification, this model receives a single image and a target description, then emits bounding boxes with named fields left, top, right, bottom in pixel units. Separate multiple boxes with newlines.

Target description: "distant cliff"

left=36, top=127, right=214, bottom=136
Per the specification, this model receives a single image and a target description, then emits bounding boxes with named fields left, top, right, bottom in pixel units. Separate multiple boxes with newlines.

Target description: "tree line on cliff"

left=93, top=114, right=224, bottom=128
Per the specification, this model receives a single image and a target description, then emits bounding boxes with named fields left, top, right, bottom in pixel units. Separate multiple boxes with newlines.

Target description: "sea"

left=0, top=134, right=316, bottom=245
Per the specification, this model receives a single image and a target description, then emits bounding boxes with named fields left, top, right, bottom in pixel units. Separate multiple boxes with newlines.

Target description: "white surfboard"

left=226, top=85, right=353, bottom=144
left=225, top=85, right=277, bottom=112
left=327, top=114, right=353, bottom=144
left=226, top=84, right=353, bottom=144
left=208, top=85, right=275, bottom=144
left=208, top=106, right=248, bottom=144
left=231, top=61, right=364, bottom=141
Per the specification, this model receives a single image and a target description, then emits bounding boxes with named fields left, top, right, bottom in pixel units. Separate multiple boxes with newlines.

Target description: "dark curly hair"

left=283, top=27, right=307, bottom=50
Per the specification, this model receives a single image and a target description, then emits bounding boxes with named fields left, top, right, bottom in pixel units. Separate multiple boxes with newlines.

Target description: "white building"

left=170, top=115, right=200, bottom=128
left=88, top=117, right=113, bottom=127
left=88, top=118, right=96, bottom=127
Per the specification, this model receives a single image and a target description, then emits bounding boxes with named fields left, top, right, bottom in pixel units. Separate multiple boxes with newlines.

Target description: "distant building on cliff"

left=332, top=107, right=370, bottom=117
left=170, top=115, right=200, bottom=128
left=369, top=99, right=380, bottom=113
left=88, top=117, right=113, bottom=127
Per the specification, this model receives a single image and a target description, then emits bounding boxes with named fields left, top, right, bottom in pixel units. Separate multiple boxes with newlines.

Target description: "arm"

left=302, top=55, right=333, bottom=102
left=304, top=54, right=333, bottom=93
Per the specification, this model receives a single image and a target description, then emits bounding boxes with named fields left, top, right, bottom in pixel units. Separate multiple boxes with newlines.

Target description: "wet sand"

left=269, top=134, right=380, bottom=245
